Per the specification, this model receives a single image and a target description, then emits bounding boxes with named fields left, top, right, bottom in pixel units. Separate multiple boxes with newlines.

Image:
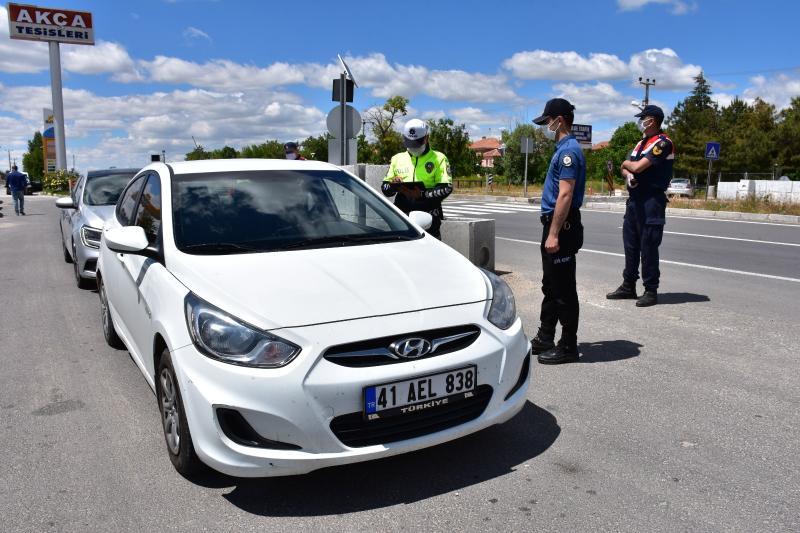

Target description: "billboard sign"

left=7, top=3, right=94, bottom=45
left=571, top=124, right=592, bottom=145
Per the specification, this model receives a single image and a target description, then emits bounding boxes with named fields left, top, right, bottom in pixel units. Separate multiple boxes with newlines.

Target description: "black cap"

left=284, top=141, right=298, bottom=152
left=634, top=104, right=664, bottom=122
left=533, top=98, right=575, bottom=125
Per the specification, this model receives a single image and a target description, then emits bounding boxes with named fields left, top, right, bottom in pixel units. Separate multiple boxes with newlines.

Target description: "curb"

left=583, top=202, right=800, bottom=225
left=451, top=194, right=541, bottom=204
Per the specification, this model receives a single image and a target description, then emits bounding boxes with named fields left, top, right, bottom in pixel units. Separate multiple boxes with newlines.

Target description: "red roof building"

left=470, top=137, right=503, bottom=168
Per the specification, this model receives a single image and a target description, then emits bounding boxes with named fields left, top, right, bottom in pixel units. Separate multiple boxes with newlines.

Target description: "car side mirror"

left=55, top=197, right=75, bottom=209
left=409, top=210, right=433, bottom=230
left=105, top=226, right=149, bottom=254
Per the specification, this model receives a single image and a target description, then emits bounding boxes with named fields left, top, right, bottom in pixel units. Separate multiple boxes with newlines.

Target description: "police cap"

left=533, top=98, right=575, bottom=125
left=634, top=104, right=664, bottom=122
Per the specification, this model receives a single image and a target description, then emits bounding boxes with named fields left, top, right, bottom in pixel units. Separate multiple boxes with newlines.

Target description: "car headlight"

left=80, top=226, right=103, bottom=249
left=481, top=269, right=517, bottom=330
left=184, top=293, right=300, bottom=368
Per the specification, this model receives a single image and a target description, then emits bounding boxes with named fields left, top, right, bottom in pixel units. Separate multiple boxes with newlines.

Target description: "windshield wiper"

left=278, top=234, right=416, bottom=250
left=181, top=242, right=262, bottom=254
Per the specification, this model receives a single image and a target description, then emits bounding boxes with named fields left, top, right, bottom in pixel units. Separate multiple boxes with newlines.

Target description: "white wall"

left=716, top=180, right=800, bottom=203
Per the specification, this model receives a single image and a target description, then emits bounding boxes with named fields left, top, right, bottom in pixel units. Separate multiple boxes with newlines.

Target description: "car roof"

left=86, top=168, right=141, bottom=178
left=164, top=158, right=342, bottom=175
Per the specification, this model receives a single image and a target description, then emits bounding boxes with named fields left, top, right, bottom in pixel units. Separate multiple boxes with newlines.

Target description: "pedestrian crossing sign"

left=705, top=142, right=720, bottom=160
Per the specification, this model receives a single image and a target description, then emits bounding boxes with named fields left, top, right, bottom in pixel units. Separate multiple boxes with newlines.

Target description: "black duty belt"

left=540, top=208, right=581, bottom=225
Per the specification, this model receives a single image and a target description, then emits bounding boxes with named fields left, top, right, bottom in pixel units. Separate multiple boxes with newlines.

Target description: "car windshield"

left=172, top=169, right=421, bottom=254
left=84, top=172, right=136, bottom=205
left=672, top=179, right=689, bottom=185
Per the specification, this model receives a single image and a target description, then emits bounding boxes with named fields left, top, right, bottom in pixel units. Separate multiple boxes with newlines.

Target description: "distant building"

left=470, top=137, right=503, bottom=168
left=592, top=141, right=610, bottom=150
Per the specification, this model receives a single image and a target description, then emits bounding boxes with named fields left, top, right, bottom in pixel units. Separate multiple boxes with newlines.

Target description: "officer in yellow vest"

left=382, top=119, right=453, bottom=239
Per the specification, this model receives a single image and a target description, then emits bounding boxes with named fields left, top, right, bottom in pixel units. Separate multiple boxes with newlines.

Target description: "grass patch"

left=453, top=178, right=617, bottom=197
left=669, top=196, right=800, bottom=216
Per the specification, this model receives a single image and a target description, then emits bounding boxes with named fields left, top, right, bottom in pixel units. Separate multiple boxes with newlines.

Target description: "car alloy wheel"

left=160, top=368, right=181, bottom=455
left=98, top=276, right=123, bottom=348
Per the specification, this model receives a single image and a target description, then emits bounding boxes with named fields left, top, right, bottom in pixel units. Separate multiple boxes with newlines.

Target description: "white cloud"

left=628, top=48, right=702, bottom=90
left=0, top=84, right=326, bottom=171
left=503, top=51, right=629, bottom=81
left=742, top=74, right=800, bottom=109
left=143, top=56, right=306, bottom=89
left=183, top=26, right=211, bottom=43
left=449, top=107, right=502, bottom=125
left=552, top=82, right=640, bottom=123
left=617, top=0, right=697, bottom=15
left=63, top=41, right=143, bottom=82
left=502, top=48, right=701, bottom=89
left=0, top=6, right=49, bottom=73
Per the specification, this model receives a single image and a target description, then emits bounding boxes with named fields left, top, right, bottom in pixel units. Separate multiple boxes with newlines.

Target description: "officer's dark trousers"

left=540, top=210, right=583, bottom=345
left=622, top=198, right=665, bottom=291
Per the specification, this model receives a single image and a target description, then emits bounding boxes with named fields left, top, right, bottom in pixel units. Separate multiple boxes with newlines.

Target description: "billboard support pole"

left=48, top=42, right=67, bottom=171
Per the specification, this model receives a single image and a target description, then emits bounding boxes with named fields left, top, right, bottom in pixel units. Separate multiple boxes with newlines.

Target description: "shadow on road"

left=656, top=292, right=710, bottom=305
left=578, top=340, right=643, bottom=363
left=192, top=401, right=559, bottom=516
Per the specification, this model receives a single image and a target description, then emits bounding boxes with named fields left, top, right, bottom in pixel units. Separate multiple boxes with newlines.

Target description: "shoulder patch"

left=562, top=154, right=573, bottom=167
left=652, top=145, right=662, bottom=156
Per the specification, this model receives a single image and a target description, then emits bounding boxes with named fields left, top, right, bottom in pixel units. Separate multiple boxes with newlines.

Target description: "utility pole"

left=638, top=77, right=656, bottom=106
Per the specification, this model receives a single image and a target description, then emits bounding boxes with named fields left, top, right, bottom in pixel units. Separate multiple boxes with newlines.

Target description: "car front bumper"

left=74, top=238, right=100, bottom=279
left=172, top=303, right=531, bottom=477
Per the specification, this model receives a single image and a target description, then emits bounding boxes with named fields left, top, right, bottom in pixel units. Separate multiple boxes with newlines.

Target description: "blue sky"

left=2, top=0, right=800, bottom=173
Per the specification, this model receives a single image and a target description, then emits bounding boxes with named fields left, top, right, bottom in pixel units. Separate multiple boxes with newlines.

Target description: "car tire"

left=60, top=226, right=73, bottom=263
left=98, top=275, right=124, bottom=349
left=157, top=349, right=205, bottom=477
left=73, top=243, right=95, bottom=290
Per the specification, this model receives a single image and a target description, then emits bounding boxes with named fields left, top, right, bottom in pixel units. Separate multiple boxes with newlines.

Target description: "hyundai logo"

left=390, top=337, right=432, bottom=359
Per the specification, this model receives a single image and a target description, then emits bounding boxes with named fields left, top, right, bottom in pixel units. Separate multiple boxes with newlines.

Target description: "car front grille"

left=329, top=384, right=493, bottom=448
left=323, top=325, right=481, bottom=367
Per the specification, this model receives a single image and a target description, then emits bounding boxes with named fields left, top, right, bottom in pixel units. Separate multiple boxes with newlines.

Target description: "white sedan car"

left=97, top=159, right=530, bottom=478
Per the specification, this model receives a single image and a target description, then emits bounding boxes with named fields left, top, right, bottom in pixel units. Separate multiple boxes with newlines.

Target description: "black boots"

left=636, top=290, right=658, bottom=307
left=537, top=342, right=579, bottom=365
left=606, top=281, right=637, bottom=299
left=530, top=330, right=555, bottom=355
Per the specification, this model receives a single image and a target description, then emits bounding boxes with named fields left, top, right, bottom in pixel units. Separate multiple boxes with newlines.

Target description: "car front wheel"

left=98, top=275, right=124, bottom=349
left=157, top=349, right=205, bottom=477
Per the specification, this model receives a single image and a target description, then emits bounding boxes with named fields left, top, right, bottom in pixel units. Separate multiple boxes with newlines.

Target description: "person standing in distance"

left=284, top=142, right=306, bottom=160
left=6, top=165, right=27, bottom=216
left=381, top=118, right=453, bottom=239
left=606, top=105, right=674, bottom=307
left=529, top=98, right=586, bottom=364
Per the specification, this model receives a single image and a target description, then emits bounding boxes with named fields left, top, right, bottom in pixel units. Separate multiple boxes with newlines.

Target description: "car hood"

left=81, top=205, right=116, bottom=229
left=168, top=237, right=489, bottom=330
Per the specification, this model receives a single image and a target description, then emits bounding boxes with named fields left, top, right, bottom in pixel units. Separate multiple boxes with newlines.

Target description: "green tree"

left=22, top=131, right=44, bottom=179
left=300, top=133, right=330, bottom=161
left=665, top=72, right=719, bottom=180
left=363, top=96, right=409, bottom=163
left=185, top=145, right=212, bottom=160
left=211, top=146, right=238, bottom=159
left=239, top=140, right=285, bottom=159
left=775, top=97, right=800, bottom=179
left=586, top=122, right=642, bottom=184
left=426, top=118, right=480, bottom=177
left=494, top=124, right=553, bottom=184
left=717, top=97, right=778, bottom=174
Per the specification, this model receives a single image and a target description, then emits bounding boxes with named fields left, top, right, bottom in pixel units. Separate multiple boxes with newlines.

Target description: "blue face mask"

left=542, top=118, right=560, bottom=141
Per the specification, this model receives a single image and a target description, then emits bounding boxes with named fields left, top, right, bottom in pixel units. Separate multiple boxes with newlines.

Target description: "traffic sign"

left=606, top=160, right=614, bottom=173
left=326, top=105, right=361, bottom=138
left=520, top=137, right=534, bottom=154
left=571, top=124, right=592, bottom=144
left=705, top=142, right=720, bottom=160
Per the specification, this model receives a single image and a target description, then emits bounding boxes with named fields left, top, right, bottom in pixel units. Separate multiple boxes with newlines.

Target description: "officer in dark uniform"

left=529, top=98, right=586, bottom=364
left=606, top=104, right=674, bottom=307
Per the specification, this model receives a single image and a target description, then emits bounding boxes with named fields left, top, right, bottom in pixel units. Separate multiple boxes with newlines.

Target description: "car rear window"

left=84, top=173, right=136, bottom=205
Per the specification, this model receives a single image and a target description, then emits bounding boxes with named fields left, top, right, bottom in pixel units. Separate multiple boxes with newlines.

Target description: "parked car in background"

left=56, top=168, right=138, bottom=289
left=667, top=178, right=694, bottom=198
left=97, top=159, right=531, bottom=478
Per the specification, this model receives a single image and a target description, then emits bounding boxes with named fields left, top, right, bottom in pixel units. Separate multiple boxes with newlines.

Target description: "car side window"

left=71, top=177, right=84, bottom=205
left=116, top=175, right=146, bottom=226
left=133, top=174, right=162, bottom=245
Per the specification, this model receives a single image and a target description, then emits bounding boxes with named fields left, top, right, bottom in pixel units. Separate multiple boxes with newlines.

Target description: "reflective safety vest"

left=384, top=149, right=452, bottom=188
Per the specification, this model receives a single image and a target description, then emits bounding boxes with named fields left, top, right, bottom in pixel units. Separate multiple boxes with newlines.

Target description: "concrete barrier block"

left=440, top=217, right=495, bottom=270
left=363, top=164, right=390, bottom=192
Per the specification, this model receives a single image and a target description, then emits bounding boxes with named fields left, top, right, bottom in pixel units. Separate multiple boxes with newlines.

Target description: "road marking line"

left=582, top=208, right=800, bottom=227
left=662, top=230, right=800, bottom=247
left=461, top=204, right=540, bottom=211
left=497, top=237, right=800, bottom=284
left=445, top=208, right=508, bottom=215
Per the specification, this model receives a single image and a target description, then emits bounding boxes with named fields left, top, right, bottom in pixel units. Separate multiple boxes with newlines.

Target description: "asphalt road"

left=1, top=194, right=798, bottom=532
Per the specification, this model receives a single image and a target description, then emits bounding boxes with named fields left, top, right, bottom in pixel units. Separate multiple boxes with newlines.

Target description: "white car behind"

left=97, top=159, right=530, bottom=478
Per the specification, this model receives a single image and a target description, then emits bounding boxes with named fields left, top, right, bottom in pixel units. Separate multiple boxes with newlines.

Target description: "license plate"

left=363, top=365, right=477, bottom=420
